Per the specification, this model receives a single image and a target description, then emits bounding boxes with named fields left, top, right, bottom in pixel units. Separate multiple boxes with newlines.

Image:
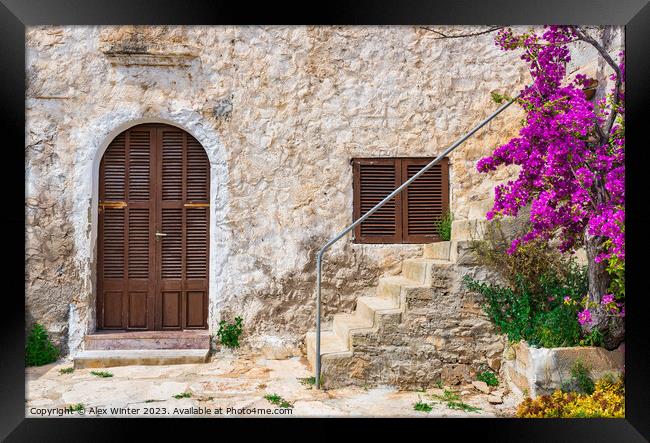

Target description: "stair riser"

left=356, top=301, right=377, bottom=325
left=85, top=338, right=210, bottom=350
left=376, top=281, right=402, bottom=303
left=333, top=319, right=349, bottom=345
left=306, top=336, right=316, bottom=369
left=402, top=260, right=430, bottom=284
left=423, top=241, right=451, bottom=260
left=74, top=354, right=209, bottom=369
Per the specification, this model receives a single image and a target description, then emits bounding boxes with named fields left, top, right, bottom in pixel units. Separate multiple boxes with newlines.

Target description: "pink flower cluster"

left=479, top=26, right=625, bottom=262
left=578, top=309, right=592, bottom=325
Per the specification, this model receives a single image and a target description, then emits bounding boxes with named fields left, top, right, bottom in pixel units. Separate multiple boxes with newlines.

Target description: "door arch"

left=97, top=123, right=210, bottom=330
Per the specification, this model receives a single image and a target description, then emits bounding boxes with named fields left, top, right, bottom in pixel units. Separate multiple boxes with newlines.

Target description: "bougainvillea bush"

left=478, top=26, right=625, bottom=348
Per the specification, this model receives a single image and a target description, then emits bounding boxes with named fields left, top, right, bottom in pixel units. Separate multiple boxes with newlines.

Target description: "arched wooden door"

left=97, top=124, right=209, bottom=330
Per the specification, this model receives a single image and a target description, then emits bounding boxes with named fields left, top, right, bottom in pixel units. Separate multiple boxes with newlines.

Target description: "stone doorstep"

left=73, top=349, right=211, bottom=369
left=84, top=330, right=211, bottom=350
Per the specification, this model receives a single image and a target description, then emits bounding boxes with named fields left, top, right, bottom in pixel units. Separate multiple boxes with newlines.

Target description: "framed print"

left=1, top=0, right=649, bottom=440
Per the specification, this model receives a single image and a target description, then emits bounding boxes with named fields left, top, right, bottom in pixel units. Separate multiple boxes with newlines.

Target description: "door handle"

left=155, top=232, right=168, bottom=237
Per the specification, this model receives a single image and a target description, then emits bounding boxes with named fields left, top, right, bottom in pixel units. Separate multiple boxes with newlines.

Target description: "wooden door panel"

left=161, top=291, right=182, bottom=329
left=128, top=292, right=148, bottom=329
left=102, top=291, right=123, bottom=328
left=186, top=291, right=206, bottom=328
left=98, top=124, right=209, bottom=331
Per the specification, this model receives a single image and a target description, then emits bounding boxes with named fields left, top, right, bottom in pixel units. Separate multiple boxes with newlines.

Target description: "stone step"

left=376, top=275, right=427, bottom=302
left=423, top=241, right=451, bottom=260
left=355, top=295, right=400, bottom=324
left=332, top=312, right=374, bottom=346
left=305, top=330, right=349, bottom=370
left=73, top=349, right=210, bottom=369
left=402, top=258, right=450, bottom=284
left=84, top=330, right=211, bottom=350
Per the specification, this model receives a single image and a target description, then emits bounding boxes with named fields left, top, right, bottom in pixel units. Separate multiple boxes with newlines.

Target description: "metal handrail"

left=314, top=92, right=522, bottom=388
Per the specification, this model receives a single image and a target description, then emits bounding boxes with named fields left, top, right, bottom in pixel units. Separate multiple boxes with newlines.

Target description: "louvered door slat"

left=103, top=134, right=126, bottom=200
left=186, top=207, right=208, bottom=279
left=161, top=208, right=183, bottom=279
left=162, top=131, right=183, bottom=201
left=402, top=158, right=449, bottom=243
left=128, top=130, right=151, bottom=201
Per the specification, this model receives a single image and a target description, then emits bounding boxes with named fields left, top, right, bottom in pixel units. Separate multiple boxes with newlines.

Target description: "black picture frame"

left=2, top=0, right=648, bottom=440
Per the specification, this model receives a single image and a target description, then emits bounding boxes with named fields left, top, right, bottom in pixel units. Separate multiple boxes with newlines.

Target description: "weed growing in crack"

left=430, top=389, right=482, bottom=413
left=264, top=393, right=293, bottom=409
left=414, top=400, right=433, bottom=413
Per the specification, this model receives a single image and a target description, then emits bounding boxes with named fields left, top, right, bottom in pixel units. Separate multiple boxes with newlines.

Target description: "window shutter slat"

left=353, top=159, right=402, bottom=243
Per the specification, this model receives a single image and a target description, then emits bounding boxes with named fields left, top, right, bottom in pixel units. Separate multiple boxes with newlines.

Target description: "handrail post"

left=313, top=92, right=521, bottom=389
left=315, top=250, right=323, bottom=389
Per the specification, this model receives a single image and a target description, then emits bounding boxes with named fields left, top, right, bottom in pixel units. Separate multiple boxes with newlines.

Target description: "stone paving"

left=26, top=353, right=521, bottom=418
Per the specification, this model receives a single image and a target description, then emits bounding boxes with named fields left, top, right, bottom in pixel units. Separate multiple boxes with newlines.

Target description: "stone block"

left=505, top=341, right=625, bottom=398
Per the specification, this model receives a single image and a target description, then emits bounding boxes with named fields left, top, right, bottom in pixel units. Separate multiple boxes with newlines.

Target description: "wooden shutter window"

left=353, top=159, right=402, bottom=244
left=352, top=157, right=449, bottom=244
left=402, top=157, right=449, bottom=243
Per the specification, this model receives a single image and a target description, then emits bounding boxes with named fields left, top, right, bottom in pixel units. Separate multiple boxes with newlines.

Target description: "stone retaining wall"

left=503, top=341, right=625, bottom=397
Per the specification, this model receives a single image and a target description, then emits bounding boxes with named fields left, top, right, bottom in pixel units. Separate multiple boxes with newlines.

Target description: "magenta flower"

left=563, top=296, right=571, bottom=304
left=479, top=27, right=625, bottom=264
left=578, top=309, right=592, bottom=325
left=601, top=294, right=614, bottom=305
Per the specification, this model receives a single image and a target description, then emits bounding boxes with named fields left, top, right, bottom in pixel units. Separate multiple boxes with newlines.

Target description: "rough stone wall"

left=25, top=25, right=619, bottom=357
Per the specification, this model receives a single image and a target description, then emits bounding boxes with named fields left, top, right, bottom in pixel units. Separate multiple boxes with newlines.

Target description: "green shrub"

left=217, top=316, right=244, bottom=348
left=563, top=360, right=595, bottom=395
left=529, top=304, right=582, bottom=348
left=463, top=260, right=590, bottom=348
left=434, top=210, right=452, bottom=241
left=477, top=370, right=499, bottom=387
left=90, top=370, right=113, bottom=378
left=25, top=323, right=59, bottom=367
left=463, top=275, right=534, bottom=343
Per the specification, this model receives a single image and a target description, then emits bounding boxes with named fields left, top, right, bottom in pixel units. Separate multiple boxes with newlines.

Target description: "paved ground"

left=26, top=354, right=521, bottom=418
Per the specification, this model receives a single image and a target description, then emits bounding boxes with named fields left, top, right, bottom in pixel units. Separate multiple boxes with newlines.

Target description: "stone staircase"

left=74, top=330, right=211, bottom=368
left=305, top=218, right=506, bottom=390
